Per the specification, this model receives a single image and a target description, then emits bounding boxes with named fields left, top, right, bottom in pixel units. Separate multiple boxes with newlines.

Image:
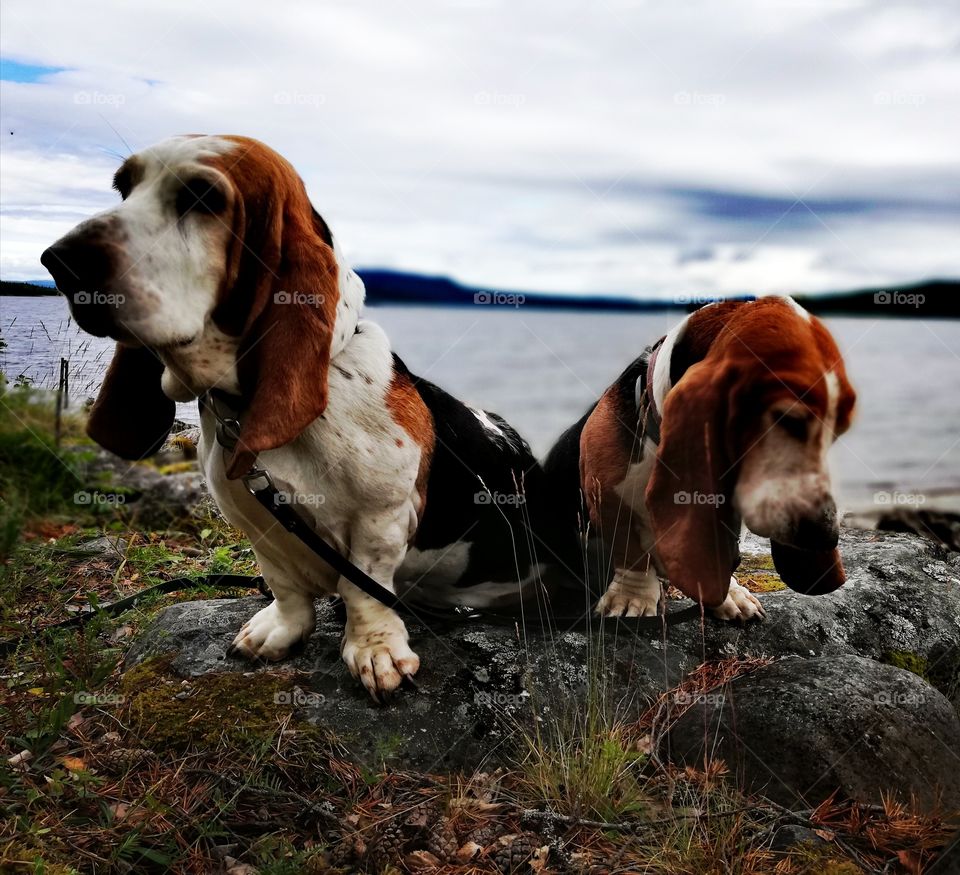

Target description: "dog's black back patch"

left=395, top=354, right=546, bottom=587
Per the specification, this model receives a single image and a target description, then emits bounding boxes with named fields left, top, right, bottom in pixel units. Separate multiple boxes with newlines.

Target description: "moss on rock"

left=740, top=571, right=787, bottom=593
left=789, top=841, right=864, bottom=875
left=737, top=553, right=787, bottom=592
left=881, top=649, right=930, bottom=681
left=120, top=654, right=324, bottom=750
left=739, top=552, right=777, bottom=572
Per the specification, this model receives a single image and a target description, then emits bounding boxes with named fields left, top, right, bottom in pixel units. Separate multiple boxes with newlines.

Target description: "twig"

left=185, top=767, right=339, bottom=824
left=520, top=804, right=764, bottom=833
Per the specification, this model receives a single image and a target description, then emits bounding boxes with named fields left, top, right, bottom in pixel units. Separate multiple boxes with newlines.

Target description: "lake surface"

left=2, top=295, right=958, bottom=509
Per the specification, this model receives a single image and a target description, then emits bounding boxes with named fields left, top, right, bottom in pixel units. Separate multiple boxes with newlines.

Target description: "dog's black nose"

left=792, top=503, right=840, bottom=551
left=41, top=235, right=113, bottom=296
left=41, top=233, right=121, bottom=337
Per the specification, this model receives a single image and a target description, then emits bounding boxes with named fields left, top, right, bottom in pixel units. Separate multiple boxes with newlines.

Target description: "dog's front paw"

left=711, top=579, right=766, bottom=622
left=595, top=569, right=661, bottom=618
left=227, top=600, right=316, bottom=661
left=341, top=619, right=420, bottom=700
left=596, top=586, right=660, bottom=618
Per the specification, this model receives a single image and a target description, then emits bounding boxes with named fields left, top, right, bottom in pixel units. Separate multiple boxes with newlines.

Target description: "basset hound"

left=542, top=298, right=857, bottom=619
left=41, top=135, right=545, bottom=698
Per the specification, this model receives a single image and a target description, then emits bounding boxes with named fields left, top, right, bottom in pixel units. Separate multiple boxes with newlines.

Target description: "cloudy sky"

left=1, top=0, right=958, bottom=299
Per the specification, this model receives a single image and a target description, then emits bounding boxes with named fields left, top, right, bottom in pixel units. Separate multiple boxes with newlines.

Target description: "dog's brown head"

left=41, top=135, right=340, bottom=477
left=646, top=297, right=856, bottom=604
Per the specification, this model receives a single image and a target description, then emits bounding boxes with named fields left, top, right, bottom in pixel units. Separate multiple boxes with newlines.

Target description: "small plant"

left=508, top=641, right=651, bottom=821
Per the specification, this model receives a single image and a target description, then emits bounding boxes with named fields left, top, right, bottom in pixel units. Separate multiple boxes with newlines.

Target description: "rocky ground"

left=128, top=528, right=960, bottom=813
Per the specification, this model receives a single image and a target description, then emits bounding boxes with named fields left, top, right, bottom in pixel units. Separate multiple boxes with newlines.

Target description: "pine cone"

left=425, top=819, right=459, bottom=861
left=369, top=818, right=409, bottom=869
left=96, top=747, right=153, bottom=769
left=368, top=801, right=446, bottom=868
left=492, top=832, right=539, bottom=873
left=404, top=800, right=440, bottom=830
left=329, top=833, right=364, bottom=870
left=466, top=823, right=500, bottom=850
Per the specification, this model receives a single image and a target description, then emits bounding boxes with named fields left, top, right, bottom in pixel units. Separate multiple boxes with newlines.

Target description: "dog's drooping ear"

left=771, top=540, right=846, bottom=594
left=87, top=344, right=175, bottom=460
left=645, top=360, right=743, bottom=607
left=224, top=206, right=340, bottom=480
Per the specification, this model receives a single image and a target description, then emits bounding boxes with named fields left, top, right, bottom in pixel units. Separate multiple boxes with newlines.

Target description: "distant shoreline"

left=3, top=274, right=958, bottom=317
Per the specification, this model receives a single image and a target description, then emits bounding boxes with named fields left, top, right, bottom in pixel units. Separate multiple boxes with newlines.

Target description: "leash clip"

left=243, top=467, right=275, bottom=496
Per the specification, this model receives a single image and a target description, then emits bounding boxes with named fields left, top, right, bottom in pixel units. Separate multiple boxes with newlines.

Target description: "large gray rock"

left=675, top=529, right=960, bottom=710
left=87, top=448, right=207, bottom=528
left=125, top=596, right=668, bottom=771
left=666, top=655, right=960, bottom=811
left=125, top=528, right=960, bottom=784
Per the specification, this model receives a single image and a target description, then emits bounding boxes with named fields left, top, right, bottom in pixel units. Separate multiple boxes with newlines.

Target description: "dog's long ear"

left=771, top=540, right=846, bottom=594
left=224, top=207, right=340, bottom=479
left=645, top=360, right=743, bottom=607
left=87, top=344, right=175, bottom=459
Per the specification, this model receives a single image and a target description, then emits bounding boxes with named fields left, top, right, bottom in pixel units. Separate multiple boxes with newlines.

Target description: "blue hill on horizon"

left=2, top=271, right=957, bottom=317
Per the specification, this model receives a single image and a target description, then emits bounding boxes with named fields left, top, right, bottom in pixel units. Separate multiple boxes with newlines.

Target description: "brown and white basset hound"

left=542, top=297, right=857, bottom=619
left=40, top=135, right=546, bottom=698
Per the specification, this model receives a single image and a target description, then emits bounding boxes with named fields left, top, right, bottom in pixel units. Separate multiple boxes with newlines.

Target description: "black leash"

left=243, top=468, right=408, bottom=613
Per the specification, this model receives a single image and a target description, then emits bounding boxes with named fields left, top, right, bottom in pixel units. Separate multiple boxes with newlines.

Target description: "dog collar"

left=636, top=337, right=665, bottom=445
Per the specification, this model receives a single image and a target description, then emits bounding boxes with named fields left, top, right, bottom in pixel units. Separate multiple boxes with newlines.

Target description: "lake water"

left=2, top=295, right=958, bottom=509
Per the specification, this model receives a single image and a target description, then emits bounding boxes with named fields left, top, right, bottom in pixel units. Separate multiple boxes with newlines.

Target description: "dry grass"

left=3, top=542, right=956, bottom=873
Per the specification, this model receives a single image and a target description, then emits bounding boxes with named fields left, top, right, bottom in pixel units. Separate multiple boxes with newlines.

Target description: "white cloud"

left=1, top=0, right=958, bottom=294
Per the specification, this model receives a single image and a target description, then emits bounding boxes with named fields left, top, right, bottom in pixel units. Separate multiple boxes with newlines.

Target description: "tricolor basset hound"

left=41, top=135, right=545, bottom=698
left=542, top=298, right=857, bottom=619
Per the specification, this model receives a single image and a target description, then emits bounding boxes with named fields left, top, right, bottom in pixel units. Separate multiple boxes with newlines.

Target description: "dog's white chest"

left=197, top=322, right=423, bottom=588
left=612, top=438, right=658, bottom=520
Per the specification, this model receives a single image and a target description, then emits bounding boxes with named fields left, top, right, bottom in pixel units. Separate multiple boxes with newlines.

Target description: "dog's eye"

left=775, top=412, right=809, bottom=441
left=112, top=167, right=132, bottom=200
left=176, top=177, right=226, bottom=217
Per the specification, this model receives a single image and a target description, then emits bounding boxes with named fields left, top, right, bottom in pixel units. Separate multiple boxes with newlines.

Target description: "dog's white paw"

left=227, top=599, right=316, bottom=661
left=595, top=569, right=661, bottom=618
left=596, top=587, right=660, bottom=618
left=341, top=619, right=420, bottom=699
left=711, top=579, right=766, bottom=622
